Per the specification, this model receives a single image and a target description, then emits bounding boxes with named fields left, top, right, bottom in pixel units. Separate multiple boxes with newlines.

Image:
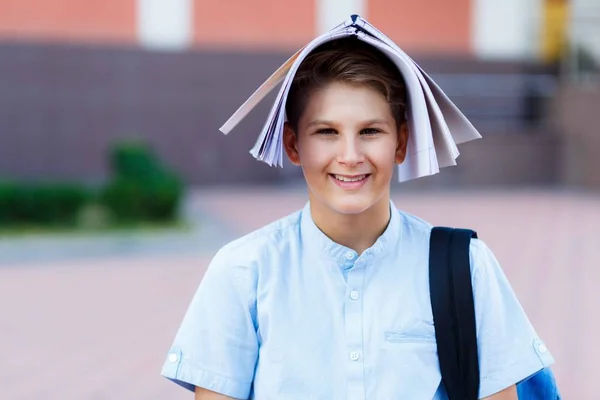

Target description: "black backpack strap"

left=429, top=227, right=480, bottom=400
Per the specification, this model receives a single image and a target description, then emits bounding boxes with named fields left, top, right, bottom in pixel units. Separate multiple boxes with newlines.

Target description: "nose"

left=336, top=134, right=365, bottom=166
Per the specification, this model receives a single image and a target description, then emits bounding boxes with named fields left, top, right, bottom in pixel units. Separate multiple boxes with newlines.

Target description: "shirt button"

left=345, top=251, right=355, bottom=260
left=349, top=351, right=360, bottom=361
left=168, top=353, right=179, bottom=363
left=349, top=290, right=360, bottom=300
left=538, top=344, right=548, bottom=354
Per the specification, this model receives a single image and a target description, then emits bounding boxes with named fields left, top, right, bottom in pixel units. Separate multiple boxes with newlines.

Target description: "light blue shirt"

left=161, top=201, right=554, bottom=399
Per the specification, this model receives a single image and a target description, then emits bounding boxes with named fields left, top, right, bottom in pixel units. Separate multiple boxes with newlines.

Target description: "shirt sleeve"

left=160, top=248, right=259, bottom=399
left=470, top=239, right=555, bottom=399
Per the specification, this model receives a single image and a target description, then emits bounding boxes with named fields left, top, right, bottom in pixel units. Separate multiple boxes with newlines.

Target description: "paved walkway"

left=0, top=186, right=598, bottom=399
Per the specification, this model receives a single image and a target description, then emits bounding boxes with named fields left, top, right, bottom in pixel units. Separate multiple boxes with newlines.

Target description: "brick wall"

left=0, top=0, right=136, bottom=44
left=0, top=41, right=561, bottom=187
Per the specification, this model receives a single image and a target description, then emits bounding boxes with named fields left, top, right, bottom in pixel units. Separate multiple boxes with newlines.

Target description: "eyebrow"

left=306, top=119, right=391, bottom=128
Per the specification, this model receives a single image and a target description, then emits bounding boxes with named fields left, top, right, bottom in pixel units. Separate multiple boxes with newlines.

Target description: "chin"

left=327, top=196, right=376, bottom=216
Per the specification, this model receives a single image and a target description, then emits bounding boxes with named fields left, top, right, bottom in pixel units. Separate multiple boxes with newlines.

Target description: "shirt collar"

left=300, top=199, right=402, bottom=264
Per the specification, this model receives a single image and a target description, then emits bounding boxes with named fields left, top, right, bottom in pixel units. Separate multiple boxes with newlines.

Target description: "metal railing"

left=565, top=0, right=600, bottom=83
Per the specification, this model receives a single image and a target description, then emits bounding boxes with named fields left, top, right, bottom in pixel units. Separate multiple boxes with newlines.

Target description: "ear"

left=395, top=121, right=409, bottom=164
left=283, top=122, right=301, bottom=166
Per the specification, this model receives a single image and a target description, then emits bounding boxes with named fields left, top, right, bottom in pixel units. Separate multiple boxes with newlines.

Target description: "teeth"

left=334, top=174, right=366, bottom=182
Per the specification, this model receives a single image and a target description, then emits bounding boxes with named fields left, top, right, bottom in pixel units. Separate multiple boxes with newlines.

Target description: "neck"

left=310, top=196, right=391, bottom=255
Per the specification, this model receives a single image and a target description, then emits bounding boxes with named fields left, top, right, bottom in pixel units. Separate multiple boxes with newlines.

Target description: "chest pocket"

left=376, top=319, right=441, bottom=398
left=384, top=319, right=437, bottom=344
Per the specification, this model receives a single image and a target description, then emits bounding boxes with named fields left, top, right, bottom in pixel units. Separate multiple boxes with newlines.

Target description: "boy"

left=161, top=29, right=554, bottom=400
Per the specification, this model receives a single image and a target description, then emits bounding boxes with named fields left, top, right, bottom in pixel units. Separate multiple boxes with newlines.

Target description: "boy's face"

left=284, top=81, right=408, bottom=217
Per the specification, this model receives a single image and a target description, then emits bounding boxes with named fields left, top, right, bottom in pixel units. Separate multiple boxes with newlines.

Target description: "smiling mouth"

left=332, top=174, right=369, bottom=182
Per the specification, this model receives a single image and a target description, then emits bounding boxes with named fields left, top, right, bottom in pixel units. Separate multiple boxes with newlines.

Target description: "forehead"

left=300, top=82, right=394, bottom=123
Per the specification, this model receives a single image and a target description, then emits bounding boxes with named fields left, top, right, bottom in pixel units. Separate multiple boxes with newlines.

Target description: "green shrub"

left=0, top=181, right=91, bottom=226
left=0, top=181, right=18, bottom=224
left=100, top=140, right=184, bottom=223
left=109, top=139, right=162, bottom=180
left=0, top=138, right=184, bottom=231
left=101, top=173, right=182, bottom=223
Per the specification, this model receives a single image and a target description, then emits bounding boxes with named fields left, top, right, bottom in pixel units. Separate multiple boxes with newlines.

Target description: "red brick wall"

left=192, top=0, right=315, bottom=49
left=0, top=0, right=474, bottom=53
left=0, top=0, right=136, bottom=44
left=368, top=0, right=472, bottom=54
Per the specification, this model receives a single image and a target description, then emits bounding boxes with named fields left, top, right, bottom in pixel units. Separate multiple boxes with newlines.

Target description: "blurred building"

left=0, top=0, right=571, bottom=58
left=0, top=0, right=597, bottom=188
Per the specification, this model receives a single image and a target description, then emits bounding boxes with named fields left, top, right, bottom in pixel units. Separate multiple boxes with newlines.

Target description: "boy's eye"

left=361, top=128, right=381, bottom=135
left=316, top=128, right=337, bottom=135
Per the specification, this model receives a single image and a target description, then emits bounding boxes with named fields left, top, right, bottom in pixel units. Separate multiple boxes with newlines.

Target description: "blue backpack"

left=429, top=227, right=561, bottom=399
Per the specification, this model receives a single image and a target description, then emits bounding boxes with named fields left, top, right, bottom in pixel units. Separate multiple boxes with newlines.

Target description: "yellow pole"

left=541, top=0, right=570, bottom=63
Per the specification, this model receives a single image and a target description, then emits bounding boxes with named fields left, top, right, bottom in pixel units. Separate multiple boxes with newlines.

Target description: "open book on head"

left=219, top=14, right=482, bottom=182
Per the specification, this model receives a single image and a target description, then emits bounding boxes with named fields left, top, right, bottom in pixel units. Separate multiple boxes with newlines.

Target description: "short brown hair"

left=285, top=37, right=407, bottom=132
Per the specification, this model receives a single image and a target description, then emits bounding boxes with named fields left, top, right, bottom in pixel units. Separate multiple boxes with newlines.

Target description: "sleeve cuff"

left=160, top=347, right=252, bottom=399
left=478, top=339, right=555, bottom=399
